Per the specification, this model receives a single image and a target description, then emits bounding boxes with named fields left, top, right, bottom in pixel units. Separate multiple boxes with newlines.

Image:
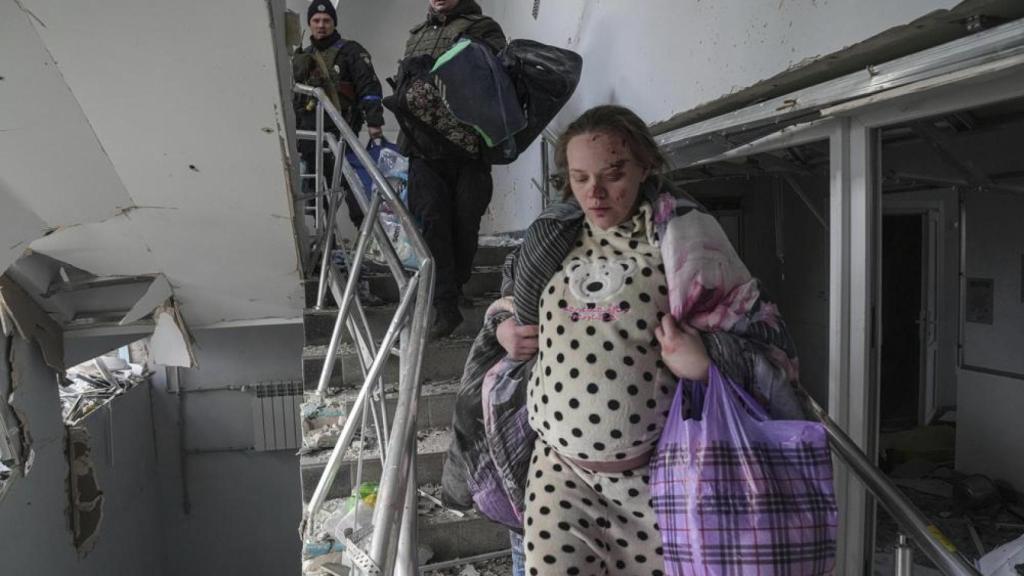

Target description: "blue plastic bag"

left=345, top=138, right=403, bottom=200
left=345, top=138, right=417, bottom=269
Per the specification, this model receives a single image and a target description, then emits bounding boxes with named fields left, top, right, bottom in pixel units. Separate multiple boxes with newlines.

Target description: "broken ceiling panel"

left=30, top=209, right=303, bottom=326
left=11, top=0, right=303, bottom=326
left=118, top=274, right=172, bottom=326
left=0, top=275, right=64, bottom=371
left=150, top=303, right=197, bottom=368
left=0, top=0, right=132, bottom=239
left=0, top=185, right=48, bottom=276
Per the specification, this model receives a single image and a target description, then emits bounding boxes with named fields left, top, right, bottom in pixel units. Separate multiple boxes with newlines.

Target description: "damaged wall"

left=0, top=0, right=134, bottom=274
left=150, top=324, right=303, bottom=576
left=0, top=337, right=164, bottom=576
left=1, top=0, right=304, bottom=327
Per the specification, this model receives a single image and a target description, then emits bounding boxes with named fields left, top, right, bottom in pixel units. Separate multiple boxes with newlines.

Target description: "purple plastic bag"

left=650, top=365, right=837, bottom=575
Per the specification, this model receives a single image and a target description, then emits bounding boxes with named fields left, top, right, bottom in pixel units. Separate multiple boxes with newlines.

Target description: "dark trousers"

left=408, top=157, right=494, bottom=309
left=299, top=139, right=364, bottom=228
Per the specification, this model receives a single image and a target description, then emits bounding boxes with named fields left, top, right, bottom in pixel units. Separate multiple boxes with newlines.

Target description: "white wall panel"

left=4, top=0, right=303, bottom=326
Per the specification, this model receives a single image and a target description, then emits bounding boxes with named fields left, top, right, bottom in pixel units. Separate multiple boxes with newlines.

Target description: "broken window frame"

left=656, top=19, right=1024, bottom=573
left=61, top=344, right=151, bottom=427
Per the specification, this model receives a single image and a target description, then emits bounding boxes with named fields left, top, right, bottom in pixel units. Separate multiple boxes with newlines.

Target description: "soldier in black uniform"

left=293, top=0, right=385, bottom=228
left=402, top=0, right=506, bottom=339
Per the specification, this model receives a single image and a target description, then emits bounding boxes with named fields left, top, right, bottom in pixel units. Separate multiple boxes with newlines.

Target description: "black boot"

left=457, top=287, right=474, bottom=308
left=428, top=304, right=463, bottom=340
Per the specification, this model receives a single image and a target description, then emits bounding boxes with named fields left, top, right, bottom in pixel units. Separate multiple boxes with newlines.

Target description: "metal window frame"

left=658, top=18, right=1024, bottom=575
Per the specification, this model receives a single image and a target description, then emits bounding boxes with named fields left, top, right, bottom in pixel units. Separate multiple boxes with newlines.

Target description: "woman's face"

left=566, top=131, right=650, bottom=230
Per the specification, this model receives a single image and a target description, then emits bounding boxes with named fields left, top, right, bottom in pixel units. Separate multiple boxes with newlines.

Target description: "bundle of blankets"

left=441, top=180, right=811, bottom=530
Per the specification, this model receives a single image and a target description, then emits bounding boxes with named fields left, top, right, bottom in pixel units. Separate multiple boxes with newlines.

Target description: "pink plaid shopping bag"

left=650, top=365, right=837, bottom=575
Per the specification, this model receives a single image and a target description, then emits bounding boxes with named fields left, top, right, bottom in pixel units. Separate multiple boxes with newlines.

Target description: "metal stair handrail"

left=797, top=390, right=981, bottom=575
left=293, top=83, right=433, bottom=576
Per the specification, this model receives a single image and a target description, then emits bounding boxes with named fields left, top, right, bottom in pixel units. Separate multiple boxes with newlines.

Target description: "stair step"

left=302, top=243, right=515, bottom=308
left=473, top=239, right=520, bottom=267
left=327, top=379, right=459, bottom=434
left=299, top=380, right=459, bottom=452
left=302, top=335, right=475, bottom=392
left=361, top=266, right=501, bottom=305
left=421, top=553, right=514, bottom=576
left=304, top=490, right=510, bottom=571
left=418, top=509, right=511, bottom=564
left=300, top=428, right=452, bottom=504
left=304, top=295, right=495, bottom=347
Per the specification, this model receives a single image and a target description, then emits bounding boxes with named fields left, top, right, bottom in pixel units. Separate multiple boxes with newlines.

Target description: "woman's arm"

left=655, top=314, right=709, bottom=381
left=496, top=318, right=539, bottom=361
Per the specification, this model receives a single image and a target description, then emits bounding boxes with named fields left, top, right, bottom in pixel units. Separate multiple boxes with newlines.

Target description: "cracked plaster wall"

left=0, top=0, right=133, bottom=274
left=1, top=0, right=304, bottom=327
left=0, top=337, right=164, bottom=576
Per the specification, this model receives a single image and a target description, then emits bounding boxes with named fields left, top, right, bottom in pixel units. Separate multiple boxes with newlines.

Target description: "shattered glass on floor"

left=874, top=460, right=1024, bottom=570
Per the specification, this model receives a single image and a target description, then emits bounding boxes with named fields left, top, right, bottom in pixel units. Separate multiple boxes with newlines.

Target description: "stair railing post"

left=798, top=390, right=980, bottom=575
left=315, top=137, right=348, bottom=310
left=368, top=258, right=433, bottom=574
left=894, top=533, right=914, bottom=576
left=314, top=192, right=341, bottom=311
left=305, top=273, right=420, bottom=530
left=394, top=442, right=419, bottom=576
left=314, top=192, right=382, bottom=396
left=293, top=84, right=436, bottom=572
left=314, top=100, right=325, bottom=235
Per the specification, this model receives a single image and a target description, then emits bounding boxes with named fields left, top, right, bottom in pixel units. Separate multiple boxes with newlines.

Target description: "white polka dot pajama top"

left=524, top=202, right=676, bottom=576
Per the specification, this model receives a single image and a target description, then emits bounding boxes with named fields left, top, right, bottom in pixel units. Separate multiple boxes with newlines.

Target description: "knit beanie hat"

left=307, top=0, right=337, bottom=24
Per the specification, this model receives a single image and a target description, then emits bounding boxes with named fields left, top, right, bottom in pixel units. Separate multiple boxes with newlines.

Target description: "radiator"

left=251, top=381, right=303, bottom=452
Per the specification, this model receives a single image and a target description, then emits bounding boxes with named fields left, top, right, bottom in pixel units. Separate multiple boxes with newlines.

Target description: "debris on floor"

left=478, top=235, right=524, bottom=248
left=875, top=462, right=1024, bottom=571
left=422, top=554, right=514, bottom=576
left=880, top=425, right=956, bottom=470
left=299, top=394, right=348, bottom=454
left=323, top=483, right=379, bottom=542
left=416, top=428, right=451, bottom=454
left=978, top=532, right=1024, bottom=575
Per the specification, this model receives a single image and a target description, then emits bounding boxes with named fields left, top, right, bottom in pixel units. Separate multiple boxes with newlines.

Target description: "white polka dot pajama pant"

left=523, top=441, right=666, bottom=576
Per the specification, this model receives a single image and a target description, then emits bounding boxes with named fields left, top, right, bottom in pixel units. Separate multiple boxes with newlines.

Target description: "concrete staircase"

left=298, top=243, right=517, bottom=574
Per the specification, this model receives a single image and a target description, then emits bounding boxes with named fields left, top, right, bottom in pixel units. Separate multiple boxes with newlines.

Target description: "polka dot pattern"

left=524, top=442, right=666, bottom=576
left=528, top=203, right=677, bottom=462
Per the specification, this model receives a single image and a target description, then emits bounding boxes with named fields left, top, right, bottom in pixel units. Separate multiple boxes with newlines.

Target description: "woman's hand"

left=496, top=318, right=539, bottom=361
left=655, top=314, right=710, bottom=381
